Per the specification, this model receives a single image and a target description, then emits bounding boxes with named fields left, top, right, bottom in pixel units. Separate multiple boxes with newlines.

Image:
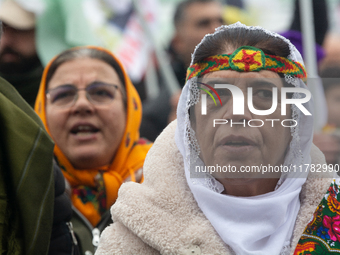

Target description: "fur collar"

left=97, top=121, right=331, bottom=255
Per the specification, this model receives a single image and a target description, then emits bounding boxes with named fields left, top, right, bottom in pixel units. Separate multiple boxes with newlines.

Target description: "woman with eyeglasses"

left=34, top=46, right=152, bottom=255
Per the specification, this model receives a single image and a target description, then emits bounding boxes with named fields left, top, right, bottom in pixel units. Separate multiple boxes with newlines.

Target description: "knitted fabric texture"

left=186, top=46, right=307, bottom=81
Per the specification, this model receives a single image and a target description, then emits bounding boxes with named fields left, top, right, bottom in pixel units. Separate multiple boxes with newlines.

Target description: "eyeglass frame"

left=45, top=82, right=126, bottom=108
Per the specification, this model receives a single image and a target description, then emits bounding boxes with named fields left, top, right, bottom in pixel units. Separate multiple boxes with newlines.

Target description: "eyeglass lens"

left=47, top=83, right=118, bottom=107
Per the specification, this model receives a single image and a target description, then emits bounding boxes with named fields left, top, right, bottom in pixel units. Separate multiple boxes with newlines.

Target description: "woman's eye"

left=92, top=89, right=114, bottom=98
left=256, top=90, right=273, bottom=99
left=215, top=88, right=231, bottom=97
left=53, top=91, right=74, bottom=102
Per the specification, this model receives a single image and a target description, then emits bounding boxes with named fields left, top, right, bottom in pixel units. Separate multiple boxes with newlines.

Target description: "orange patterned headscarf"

left=35, top=46, right=152, bottom=226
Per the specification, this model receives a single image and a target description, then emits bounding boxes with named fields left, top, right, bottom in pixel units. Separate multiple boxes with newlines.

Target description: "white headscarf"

left=175, top=22, right=314, bottom=255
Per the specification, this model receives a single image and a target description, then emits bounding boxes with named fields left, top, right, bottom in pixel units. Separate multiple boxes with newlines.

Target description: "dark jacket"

left=49, top=161, right=79, bottom=255
left=0, top=76, right=78, bottom=255
left=0, top=64, right=43, bottom=108
left=0, top=76, right=54, bottom=255
left=70, top=201, right=112, bottom=255
left=139, top=57, right=186, bottom=141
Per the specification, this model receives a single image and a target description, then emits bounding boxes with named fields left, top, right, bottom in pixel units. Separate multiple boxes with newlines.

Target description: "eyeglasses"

left=46, top=82, right=121, bottom=108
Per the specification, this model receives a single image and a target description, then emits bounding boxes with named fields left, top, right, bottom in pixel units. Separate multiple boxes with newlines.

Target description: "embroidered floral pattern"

left=317, top=226, right=330, bottom=240
left=294, top=242, right=316, bottom=255
left=294, top=179, right=340, bottom=254
left=73, top=172, right=107, bottom=216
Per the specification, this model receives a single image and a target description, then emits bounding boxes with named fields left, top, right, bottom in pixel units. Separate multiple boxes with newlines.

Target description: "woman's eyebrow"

left=200, top=79, right=235, bottom=86
left=88, top=80, right=106, bottom=85
left=247, top=80, right=278, bottom=88
left=200, top=79, right=278, bottom=88
left=53, top=83, right=76, bottom=88
left=88, top=80, right=121, bottom=88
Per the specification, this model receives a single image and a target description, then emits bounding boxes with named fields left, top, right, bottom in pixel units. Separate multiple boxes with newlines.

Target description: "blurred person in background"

left=321, top=67, right=340, bottom=128
left=0, top=0, right=43, bottom=107
left=282, top=0, right=328, bottom=58
left=170, top=0, right=225, bottom=71
left=140, top=0, right=225, bottom=141
left=288, top=0, right=340, bottom=167
left=275, top=0, right=335, bottom=167
left=35, top=46, right=152, bottom=255
left=313, top=66, right=340, bottom=166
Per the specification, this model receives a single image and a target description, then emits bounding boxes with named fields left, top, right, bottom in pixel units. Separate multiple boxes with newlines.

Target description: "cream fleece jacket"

left=95, top=121, right=332, bottom=255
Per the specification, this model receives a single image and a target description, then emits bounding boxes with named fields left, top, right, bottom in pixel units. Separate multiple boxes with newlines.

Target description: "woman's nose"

left=221, top=94, right=252, bottom=123
left=71, top=91, right=95, bottom=114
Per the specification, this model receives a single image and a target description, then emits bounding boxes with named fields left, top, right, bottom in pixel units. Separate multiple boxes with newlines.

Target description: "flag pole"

left=299, top=0, right=318, bottom=77
left=299, top=0, right=321, bottom=130
left=131, top=0, right=181, bottom=97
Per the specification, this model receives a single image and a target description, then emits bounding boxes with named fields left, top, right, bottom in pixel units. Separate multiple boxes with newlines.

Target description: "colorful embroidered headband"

left=186, top=46, right=307, bottom=81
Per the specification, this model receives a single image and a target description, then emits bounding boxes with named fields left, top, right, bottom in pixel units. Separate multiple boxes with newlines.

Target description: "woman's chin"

left=64, top=143, right=115, bottom=169
left=208, top=161, right=282, bottom=180
left=68, top=152, right=111, bottom=169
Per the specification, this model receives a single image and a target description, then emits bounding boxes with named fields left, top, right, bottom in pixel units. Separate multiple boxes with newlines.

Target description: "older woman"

left=96, top=24, right=339, bottom=255
left=34, top=46, right=152, bottom=254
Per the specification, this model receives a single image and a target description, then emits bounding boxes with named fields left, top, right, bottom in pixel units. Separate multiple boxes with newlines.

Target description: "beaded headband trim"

left=186, top=46, right=307, bottom=81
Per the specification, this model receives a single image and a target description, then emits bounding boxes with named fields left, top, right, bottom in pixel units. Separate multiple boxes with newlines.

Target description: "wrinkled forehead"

left=199, top=78, right=284, bottom=92
left=47, top=58, right=122, bottom=90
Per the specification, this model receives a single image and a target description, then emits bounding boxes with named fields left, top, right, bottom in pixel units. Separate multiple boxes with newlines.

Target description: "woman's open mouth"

left=70, top=125, right=100, bottom=137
